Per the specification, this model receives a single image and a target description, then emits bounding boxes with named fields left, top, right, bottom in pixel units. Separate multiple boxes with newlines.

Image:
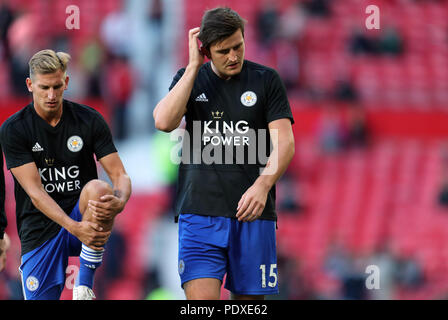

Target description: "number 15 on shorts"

left=260, top=264, right=277, bottom=288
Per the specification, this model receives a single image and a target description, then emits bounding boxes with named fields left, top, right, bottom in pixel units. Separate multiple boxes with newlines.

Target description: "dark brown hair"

left=198, top=7, right=246, bottom=50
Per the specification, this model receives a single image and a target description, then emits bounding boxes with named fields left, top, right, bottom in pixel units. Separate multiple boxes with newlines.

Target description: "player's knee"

left=82, top=179, right=113, bottom=201
left=79, top=179, right=113, bottom=214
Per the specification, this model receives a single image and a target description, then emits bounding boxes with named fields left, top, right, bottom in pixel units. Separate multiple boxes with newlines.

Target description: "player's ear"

left=203, top=47, right=211, bottom=59
left=64, top=75, right=70, bottom=90
left=26, top=78, right=33, bottom=93
left=199, top=44, right=211, bottom=59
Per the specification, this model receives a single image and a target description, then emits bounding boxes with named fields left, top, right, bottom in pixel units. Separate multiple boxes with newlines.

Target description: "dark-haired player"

left=0, top=49, right=132, bottom=300
left=154, top=7, right=295, bottom=300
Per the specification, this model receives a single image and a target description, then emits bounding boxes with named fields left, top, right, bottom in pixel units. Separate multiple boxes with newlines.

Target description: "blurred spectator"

left=379, top=26, right=404, bottom=56
left=324, top=241, right=351, bottom=281
left=325, top=243, right=369, bottom=300
left=275, top=2, right=307, bottom=92
left=275, top=40, right=300, bottom=91
left=437, top=179, right=448, bottom=207
left=79, top=38, right=105, bottom=97
left=270, top=252, right=316, bottom=300
left=100, top=4, right=132, bottom=58
left=0, top=271, right=23, bottom=300
left=438, top=145, right=448, bottom=207
left=333, top=79, right=358, bottom=102
left=394, top=254, right=425, bottom=290
left=279, top=1, right=307, bottom=41
left=304, top=0, right=331, bottom=18
left=103, top=55, right=134, bottom=141
left=277, top=171, right=303, bottom=213
left=346, top=105, right=370, bottom=149
left=0, top=232, right=22, bottom=299
left=367, top=242, right=398, bottom=300
left=7, top=12, right=38, bottom=96
left=315, top=105, right=347, bottom=153
left=94, top=225, right=127, bottom=299
left=349, top=26, right=404, bottom=56
left=143, top=260, right=176, bottom=300
left=142, top=214, right=184, bottom=299
left=103, top=227, right=127, bottom=280
left=349, top=28, right=380, bottom=55
left=149, top=0, right=163, bottom=25
left=255, top=0, right=280, bottom=49
left=341, top=255, right=368, bottom=300
left=0, top=0, right=14, bottom=61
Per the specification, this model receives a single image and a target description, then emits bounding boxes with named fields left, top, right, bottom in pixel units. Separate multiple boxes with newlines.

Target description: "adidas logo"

left=32, top=142, right=44, bottom=152
left=195, top=93, right=209, bottom=102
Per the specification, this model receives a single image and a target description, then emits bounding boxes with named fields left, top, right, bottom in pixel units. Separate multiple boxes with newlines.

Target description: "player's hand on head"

left=188, top=27, right=205, bottom=69
left=88, top=195, right=125, bottom=222
left=236, top=183, right=269, bottom=222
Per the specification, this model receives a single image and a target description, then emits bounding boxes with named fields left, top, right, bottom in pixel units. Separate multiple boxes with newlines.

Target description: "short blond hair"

left=28, top=49, right=71, bottom=79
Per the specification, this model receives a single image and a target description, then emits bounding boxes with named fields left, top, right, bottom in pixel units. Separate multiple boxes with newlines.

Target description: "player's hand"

left=188, top=27, right=205, bottom=69
left=88, top=195, right=125, bottom=222
left=74, top=220, right=111, bottom=251
left=0, top=233, right=10, bottom=272
left=236, top=182, right=269, bottom=222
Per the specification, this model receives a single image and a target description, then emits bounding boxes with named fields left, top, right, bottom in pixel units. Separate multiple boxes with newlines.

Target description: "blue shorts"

left=178, top=214, right=278, bottom=295
left=19, top=201, right=82, bottom=300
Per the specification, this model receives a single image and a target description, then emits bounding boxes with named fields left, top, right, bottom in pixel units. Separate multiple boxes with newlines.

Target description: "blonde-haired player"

left=0, top=49, right=132, bottom=300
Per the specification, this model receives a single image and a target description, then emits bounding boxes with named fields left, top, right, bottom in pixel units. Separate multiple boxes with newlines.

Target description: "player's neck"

left=34, top=103, right=63, bottom=127
left=211, top=61, right=232, bottom=81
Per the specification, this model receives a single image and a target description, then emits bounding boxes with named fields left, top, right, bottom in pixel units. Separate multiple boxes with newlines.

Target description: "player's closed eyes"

left=39, top=84, right=63, bottom=90
left=217, top=43, right=243, bottom=55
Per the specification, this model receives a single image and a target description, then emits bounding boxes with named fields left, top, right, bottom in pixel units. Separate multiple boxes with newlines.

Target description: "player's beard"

left=34, top=98, right=63, bottom=122
left=212, top=60, right=243, bottom=79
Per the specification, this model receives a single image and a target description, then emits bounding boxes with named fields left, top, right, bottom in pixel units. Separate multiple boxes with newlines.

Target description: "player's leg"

left=30, top=284, right=65, bottom=300
left=21, top=263, right=66, bottom=300
left=74, top=179, right=114, bottom=298
left=19, top=224, right=74, bottom=300
left=79, top=179, right=115, bottom=231
left=225, top=219, right=278, bottom=300
left=183, top=278, right=222, bottom=300
left=178, top=214, right=229, bottom=300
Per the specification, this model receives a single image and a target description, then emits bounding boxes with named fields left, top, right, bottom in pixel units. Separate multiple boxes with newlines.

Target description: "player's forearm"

left=153, top=65, right=200, bottom=132
left=28, top=187, right=78, bottom=234
left=255, top=134, right=295, bottom=191
left=112, top=173, right=132, bottom=212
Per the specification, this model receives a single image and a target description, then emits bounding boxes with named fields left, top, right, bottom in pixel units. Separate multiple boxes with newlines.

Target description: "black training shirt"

left=0, top=100, right=117, bottom=255
left=169, top=60, right=294, bottom=221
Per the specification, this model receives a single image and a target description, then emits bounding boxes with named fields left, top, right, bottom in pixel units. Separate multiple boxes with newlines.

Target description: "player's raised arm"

left=153, top=27, right=204, bottom=132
